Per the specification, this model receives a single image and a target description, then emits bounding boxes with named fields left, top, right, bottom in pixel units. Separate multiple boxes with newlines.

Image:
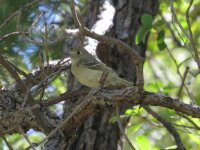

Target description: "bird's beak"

left=69, top=50, right=77, bottom=58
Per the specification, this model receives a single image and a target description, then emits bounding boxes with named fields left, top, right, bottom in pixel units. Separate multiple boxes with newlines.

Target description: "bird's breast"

left=71, top=64, right=102, bottom=88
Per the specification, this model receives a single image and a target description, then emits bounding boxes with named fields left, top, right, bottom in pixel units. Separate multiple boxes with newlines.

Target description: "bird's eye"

left=77, top=51, right=80, bottom=55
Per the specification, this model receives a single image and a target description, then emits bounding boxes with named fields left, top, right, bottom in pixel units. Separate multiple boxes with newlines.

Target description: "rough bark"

left=63, top=0, right=159, bottom=150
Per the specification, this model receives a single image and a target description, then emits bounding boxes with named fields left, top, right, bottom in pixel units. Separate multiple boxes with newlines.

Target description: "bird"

left=70, top=48, right=132, bottom=88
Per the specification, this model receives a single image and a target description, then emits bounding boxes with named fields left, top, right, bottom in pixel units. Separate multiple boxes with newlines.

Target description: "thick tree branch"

left=1, top=80, right=200, bottom=145
left=33, top=87, right=200, bottom=144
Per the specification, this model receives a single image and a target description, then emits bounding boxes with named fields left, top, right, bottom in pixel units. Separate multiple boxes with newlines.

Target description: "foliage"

left=140, top=0, right=200, bottom=149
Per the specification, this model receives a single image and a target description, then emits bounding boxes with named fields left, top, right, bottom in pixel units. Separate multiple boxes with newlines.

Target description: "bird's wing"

left=78, top=57, right=114, bottom=73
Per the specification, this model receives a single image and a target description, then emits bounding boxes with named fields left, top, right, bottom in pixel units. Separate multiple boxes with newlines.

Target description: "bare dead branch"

left=0, top=31, right=29, bottom=43
left=10, top=58, right=70, bottom=93
left=6, top=60, right=36, bottom=84
left=0, top=55, right=55, bottom=133
left=70, top=0, right=83, bottom=30
left=0, top=55, right=27, bottom=92
left=29, top=11, right=46, bottom=34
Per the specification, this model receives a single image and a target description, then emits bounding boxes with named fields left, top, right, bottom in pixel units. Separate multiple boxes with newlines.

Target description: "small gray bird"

left=70, top=48, right=132, bottom=88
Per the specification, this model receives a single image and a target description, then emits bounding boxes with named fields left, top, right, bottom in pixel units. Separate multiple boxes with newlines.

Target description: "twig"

left=43, top=23, right=50, bottom=68
left=171, top=0, right=200, bottom=70
left=171, top=19, right=194, bottom=57
left=28, top=58, right=70, bottom=95
left=18, top=125, right=37, bottom=150
left=177, top=66, right=190, bottom=98
left=7, top=60, right=36, bottom=84
left=0, top=55, right=53, bottom=133
left=29, top=11, right=46, bottom=34
left=173, top=124, right=200, bottom=136
left=2, top=136, right=14, bottom=150
left=170, top=0, right=191, bottom=41
left=27, top=89, right=96, bottom=148
left=0, top=10, right=19, bottom=30
left=31, top=68, right=62, bottom=96
left=24, top=33, right=67, bottom=46
left=0, top=31, right=29, bottom=43
left=40, top=90, right=89, bottom=107
left=83, top=27, right=144, bottom=87
left=159, top=12, right=182, bottom=47
left=143, top=106, right=186, bottom=150
left=37, top=23, right=52, bottom=102
left=177, top=57, right=192, bottom=69
left=22, top=84, right=32, bottom=108
left=68, top=0, right=142, bottom=63
left=83, top=28, right=143, bottom=64
left=185, top=0, right=200, bottom=70
left=69, top=0, right=85, bottom=46
left=178, top=113, right=200, bottom=129
left=186, top=0, right=194, bottom=42
left=70, top=0, right=83, bottom=30
left=172, top=123, right=200, bottom=130
left=116, top=107, right=136, bottom=150
left=0, top=55, right=27, bottom=92
left=0, top=0, right=40, bottom=29
left=166, top=47, right=195, bottom=103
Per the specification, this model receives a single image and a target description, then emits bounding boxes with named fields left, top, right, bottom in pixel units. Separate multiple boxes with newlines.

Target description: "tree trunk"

left=64, top=0, right=159, bottom=149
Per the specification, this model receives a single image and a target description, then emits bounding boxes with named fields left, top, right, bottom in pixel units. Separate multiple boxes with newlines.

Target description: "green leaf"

left=135, top=14, right=153, bottom=44
left=109, top=116, right=118, bottom=124
left=125, top=108, right=136, bottom=116
left=135, top=27, right=150, bottom=44
left=128, top=123, right=143, bottom=133
left=136, top=135, right=151, bottom=150
left=157, top=30, right=167, bottom=50
left=141, top=14, right=153, bottom=28
left=144, top=81, right=165, bottom=92
left=153, top=19, right=165, bottom=30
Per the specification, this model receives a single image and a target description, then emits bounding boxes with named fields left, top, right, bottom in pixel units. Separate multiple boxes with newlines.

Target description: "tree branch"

left=144, top=106, right=186, bottom=150
left=1, top=85, right=200, bottom=143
